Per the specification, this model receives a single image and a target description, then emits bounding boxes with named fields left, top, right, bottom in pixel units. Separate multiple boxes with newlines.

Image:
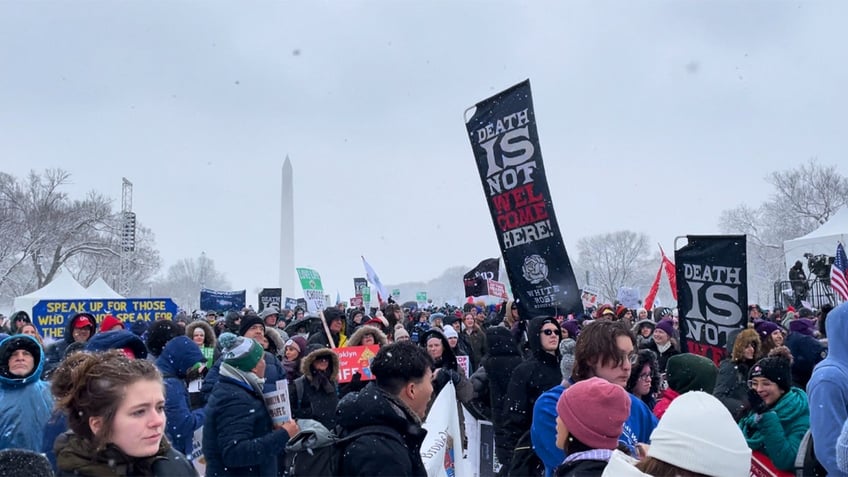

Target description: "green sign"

left=416, top=291, right=427, bottom=302
left=362, top=286, right=371, bottom=304
left=296, top=267, right=325, bottom=312
left=392, top=288, right=401, bottom=298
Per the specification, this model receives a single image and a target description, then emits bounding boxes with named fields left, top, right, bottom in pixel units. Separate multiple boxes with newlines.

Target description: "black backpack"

left=507, top=429, right=544, bottom=477
left=284, top=419, right=404, bottom=477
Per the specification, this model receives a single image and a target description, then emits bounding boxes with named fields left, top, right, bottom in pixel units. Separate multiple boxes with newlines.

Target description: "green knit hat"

left=219, top=332, right=264, bottom=372
left=666, top=353, right=718, bottom=394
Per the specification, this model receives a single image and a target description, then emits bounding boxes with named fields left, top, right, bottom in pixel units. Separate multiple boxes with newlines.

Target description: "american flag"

left=832, top=243, right=848, bottom=301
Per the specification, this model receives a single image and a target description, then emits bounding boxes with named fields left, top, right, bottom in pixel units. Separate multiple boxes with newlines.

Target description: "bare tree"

left=576, top=231, right=652, bottom=303
left=719, top=159, right=848, bottom=306
left=150, top=255, right=230, bottom=311
left=0, top=169, right=161, bottom=303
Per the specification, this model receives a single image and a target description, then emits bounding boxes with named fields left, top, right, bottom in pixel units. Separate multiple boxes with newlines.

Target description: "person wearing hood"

left=307, top=307, right=347, bottom=348
left=10, top=310, right=32, bottom=333
left=259, top=306, right=280, bottom=329
left=481, top=326, right=524, bottom=472
left=602, top=392, right=751, bottom=477
left=420, top=328, right=473, bottom=405
left=155, top=336, right=206, bottom=458
left=263, top=325, right=287, bottom=361
left=45, top=312, right=97, bottom=373
left=714, top=327, right=762, bottom=421
left=738, top=346, right=810, bottom=471
left=203, top=333, right=299, bottom=477
left=785, top=317, right=827, bottom=390
left=289, top=346, right=340, bottom=429
left=630, top=319, right=655, bottom=349
left=0, top=335, right=53, bottom=452
left=809, top=302, right=848, bottom=476
left=653, top=352, right=718, bottom=419
left=41, top=330, right=149, bottom=473
left=347, top=308, right=366, bottom=334
left=502, top=316, right=562, bottom=470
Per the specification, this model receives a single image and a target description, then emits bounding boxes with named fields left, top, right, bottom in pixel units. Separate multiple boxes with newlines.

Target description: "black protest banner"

left=465, top=80, right=581, bottom=318
left=675, top=235, right=748, bottom=365
left=258, top=288, right=282, bottom=312
left=463, top=258, right=500, bottom=298
left=353, top=277, right=367, bottom=297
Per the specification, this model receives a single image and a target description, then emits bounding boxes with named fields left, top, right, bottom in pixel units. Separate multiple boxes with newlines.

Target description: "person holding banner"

left=307, top=307, right=347, bottom=348
left=51, top=350, right=197, bottom=477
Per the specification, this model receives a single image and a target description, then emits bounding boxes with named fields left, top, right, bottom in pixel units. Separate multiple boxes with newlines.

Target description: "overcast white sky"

left=2, top=1, right=847, bottom=303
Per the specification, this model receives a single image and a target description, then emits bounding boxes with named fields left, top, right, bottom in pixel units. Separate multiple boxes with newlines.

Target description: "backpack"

left=284, top=418, right=405, bottom=477
left=507, top=429, right=544, bottom=477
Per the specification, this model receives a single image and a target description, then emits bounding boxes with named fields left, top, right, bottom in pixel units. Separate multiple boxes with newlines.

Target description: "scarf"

left=656, top=341, right=672, bottom=354
left=56, top=431, right=171, bottom=477
left=220, top=362, right=266, bottom=396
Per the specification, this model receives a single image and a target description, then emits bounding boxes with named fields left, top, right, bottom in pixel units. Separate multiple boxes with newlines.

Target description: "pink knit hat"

left=556, top=377, right=630, bottom=449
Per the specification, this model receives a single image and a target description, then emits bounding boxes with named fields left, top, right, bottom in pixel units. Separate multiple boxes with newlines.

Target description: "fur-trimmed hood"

left=185, top=320, right=216, bottom=348
left=300, top=347, right=340, bottom=384
left=347, top=325, right=388, bottom=347
left=265, top=327, right=287, bottom=358
left=731, top=328, right=761, bottom=363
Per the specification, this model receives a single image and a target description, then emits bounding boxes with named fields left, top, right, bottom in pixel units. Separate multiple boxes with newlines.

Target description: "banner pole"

left=318, top=310, right=336, bottom=349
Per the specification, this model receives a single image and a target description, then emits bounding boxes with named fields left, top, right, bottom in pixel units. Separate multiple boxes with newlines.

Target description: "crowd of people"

left=0, top=297, right=845, bottom=477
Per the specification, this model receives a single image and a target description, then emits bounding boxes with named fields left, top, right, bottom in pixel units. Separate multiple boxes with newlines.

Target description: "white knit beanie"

left=648, top=391, right=751, bottom=477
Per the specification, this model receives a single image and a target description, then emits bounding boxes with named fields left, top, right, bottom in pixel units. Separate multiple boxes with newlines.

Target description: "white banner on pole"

left=420, top=382, right=473, bottom=477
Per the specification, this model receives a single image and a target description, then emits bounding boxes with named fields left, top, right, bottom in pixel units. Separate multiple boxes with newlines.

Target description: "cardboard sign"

left=350, top=296, right=363, bottom=307
left=487, top=280, right=508, bottom=299
left=32, top=298, right=178, bottom=340
left=456, top=355, right=471, bottom=377
left=581, top=286, right=600, bottom=309
left=263, top=379, right=292, bottom=425
left=335, top=345, right=380, bottom=383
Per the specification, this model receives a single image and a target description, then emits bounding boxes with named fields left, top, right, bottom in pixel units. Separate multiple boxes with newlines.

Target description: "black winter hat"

left=0, top=448, right=53, bottom=477
left=749, top=354, right=792, bottom=392
left=239, top=315, right=266, bottom=337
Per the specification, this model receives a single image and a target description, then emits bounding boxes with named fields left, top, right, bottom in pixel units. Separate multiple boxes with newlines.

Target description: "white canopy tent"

left=86, top=277, right=123, bottom=299
left=783, top=207, right=848, bottom=271
left=12, top=266, right=93, bottom=315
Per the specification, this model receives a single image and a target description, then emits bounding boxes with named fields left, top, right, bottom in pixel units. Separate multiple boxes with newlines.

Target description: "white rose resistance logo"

left=465, top=80, right=581, bottom=318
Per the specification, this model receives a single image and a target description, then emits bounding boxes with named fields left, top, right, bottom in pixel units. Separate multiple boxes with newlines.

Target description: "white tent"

left=783, top=207, right=848, bottom=271
left=12, top=266, right=92, bottom=315
left=86, top=277, right=123, bottom=299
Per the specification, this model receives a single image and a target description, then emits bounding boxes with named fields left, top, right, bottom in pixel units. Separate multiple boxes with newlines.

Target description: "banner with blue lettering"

left=200, top=288, right=246, bottom=312
left=465, top=80, right=581, bottom=318
left=675, top=235, right=748, bottom=365
left=32, top=298, right=178, bottom=340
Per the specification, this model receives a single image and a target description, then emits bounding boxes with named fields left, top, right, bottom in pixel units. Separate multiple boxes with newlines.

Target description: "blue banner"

left=32, top=298, right=178, bottom=340
left=200, top=288, right=246, bottom=312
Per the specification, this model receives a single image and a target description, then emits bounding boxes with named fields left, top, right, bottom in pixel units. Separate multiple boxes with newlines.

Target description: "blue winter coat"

left=808, top=302, right=848, bottom=476
left=156, top=336, right=206, bottom=457
left=0, top=335, right=53, bottom=451
left=532, top=382, right=657, bottom=477
left=203, top=375, right=290, bottom=477
left=201, top=351, right=285, bottom=403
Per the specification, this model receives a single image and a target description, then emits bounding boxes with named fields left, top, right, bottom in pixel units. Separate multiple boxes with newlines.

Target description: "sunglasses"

left=541, top=328, right=561, bottom=336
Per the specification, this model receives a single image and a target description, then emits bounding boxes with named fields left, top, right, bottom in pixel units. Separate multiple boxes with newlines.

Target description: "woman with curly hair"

left=625, top=350, right=660, bottom=411
left=714, top=327, right=761, bottom=421
left=51, top=350, right=197, bottom=476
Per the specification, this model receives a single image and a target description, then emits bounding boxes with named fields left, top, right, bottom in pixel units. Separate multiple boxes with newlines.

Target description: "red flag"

left=661, top=247, right=678, bottom=300
left=643, top=261, right=664, bottom=311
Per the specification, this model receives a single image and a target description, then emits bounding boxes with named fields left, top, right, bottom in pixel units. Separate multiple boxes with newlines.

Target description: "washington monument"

left=280, top=156, right=295, bottom=297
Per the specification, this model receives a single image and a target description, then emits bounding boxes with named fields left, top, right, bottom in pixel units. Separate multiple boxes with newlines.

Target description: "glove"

left=747, top=388, right=769, bottom=414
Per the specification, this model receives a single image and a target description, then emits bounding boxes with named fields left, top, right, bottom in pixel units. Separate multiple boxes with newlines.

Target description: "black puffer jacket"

left=289, top=348, right=340, bottom=429
left=502, top=316, right=562, bottom=460
left=336, top=382, right=427, bottom=477
left=481, top=326, right=524, bottom=469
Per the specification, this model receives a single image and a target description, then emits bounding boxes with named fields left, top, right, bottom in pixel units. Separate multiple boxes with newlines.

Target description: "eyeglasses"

left=638, top=373, right=652, bottom=381
left=621, top=352, right=638, bottom=366
left=541, top=328, right=561, bottom=336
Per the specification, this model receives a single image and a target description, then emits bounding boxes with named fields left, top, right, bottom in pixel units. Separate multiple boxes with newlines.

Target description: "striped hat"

left=219, top=332, right=264, bottom=372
